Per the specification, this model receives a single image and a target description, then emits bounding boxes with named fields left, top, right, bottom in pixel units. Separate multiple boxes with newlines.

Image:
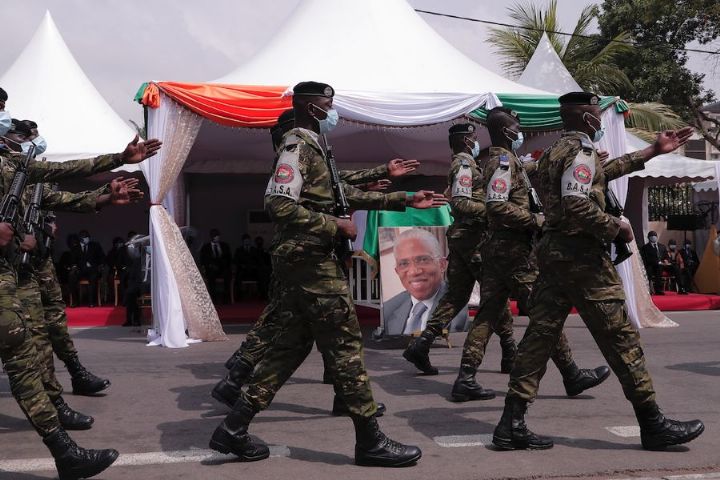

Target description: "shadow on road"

left=666, top=361, right=720, bottom=377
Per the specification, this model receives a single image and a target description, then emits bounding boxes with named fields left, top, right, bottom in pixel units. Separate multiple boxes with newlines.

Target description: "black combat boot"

left=402, top=332, right=438, bottom=375
left=634, top=402, right=704, bottom=451
left=332, top=395, right=386, bottom=417
left=53, top=396, right=94, bottom=431
left=561, top=362, right=611, bottom=397
left=353, top=416, right=421, bottom=467
left=65, top=356, right=110, bottom=396
left=212, top=358, right=254, bottom=408
left=500, top=338, right=517, bottom=374
left=492, top=396, right=554, bottom=450
left=209, top=397, right=269, bottom=461
left=43, top=428, right=118, bottom=480
left=224, top=349, right=243, bottom=370
left=451, top=366, right=496, bottom=402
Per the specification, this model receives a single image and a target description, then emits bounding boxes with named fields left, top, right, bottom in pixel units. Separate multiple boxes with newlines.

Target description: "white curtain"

left=598, top=109, right=675, bottom=329
left=334, top=90, right=500, bottom=126
left=141, top=93, right=227, bottom=347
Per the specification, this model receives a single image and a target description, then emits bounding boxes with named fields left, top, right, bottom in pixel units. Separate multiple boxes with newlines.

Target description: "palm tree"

left=488, top=0, right=632, bottom=95
left=489, top=0, right=686, bottom=134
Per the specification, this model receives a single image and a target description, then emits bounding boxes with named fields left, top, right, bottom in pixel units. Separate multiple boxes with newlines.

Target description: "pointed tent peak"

left=0, top=10, right=137, bottom=168
left=517, top=32, right=581, bottom=95
left=213, top=0, right=546, bottom=95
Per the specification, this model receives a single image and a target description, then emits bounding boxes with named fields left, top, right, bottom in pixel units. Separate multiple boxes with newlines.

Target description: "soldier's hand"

left=387, top=159, right=420, bottom=178
left=407, top=191, right=448, bottom=209
left=597, top=150, right=610, bottom=162
left=121, top=135, right=163, bottom=164
left=365, top=179, right=392, bottom=191
left=334, top=218, right=357, bottom=241
left=0, top=222, right=14, bottom=247
left=19, top=234, right=37, bottom=252
left=532, top=213, right=545, bottom=230
left=110, top=177, right=144, bottom=205
left=617, top=220, right=634, bottom=243
left=653, top=126, right=693, bottom=155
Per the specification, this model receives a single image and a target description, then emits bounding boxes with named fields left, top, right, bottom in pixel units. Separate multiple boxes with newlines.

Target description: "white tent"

left=517, top=33, right=582, bottom=93
left=0, top=11, right=137, bottom=170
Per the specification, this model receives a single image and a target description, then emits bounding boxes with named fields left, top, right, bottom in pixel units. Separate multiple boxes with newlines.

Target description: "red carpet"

left=66, top=293, right=720, bottom=328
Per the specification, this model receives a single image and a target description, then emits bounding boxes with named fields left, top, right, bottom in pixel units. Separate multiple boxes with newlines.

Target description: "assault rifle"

left=605, top=185, right=633, bottom=265
left=322, top=134, right=354, bottom=262
left=20, top=160, right=46, bottom=265
left=0, top=143, right=36, bottom=227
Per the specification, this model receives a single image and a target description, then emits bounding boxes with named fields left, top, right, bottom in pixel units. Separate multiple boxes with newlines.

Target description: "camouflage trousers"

left=462, top=235, right=574, bottom=371
left=241, top=248, right=376, bottom=418
left=37, top=257, right=78, bottom=363
left=17, top=268, right=65, bottom=401
left=424, top=233, right=514, bottom=343
left=508, top=236, right=656, bottom=407
left=0, top=266, right=59, bottom=436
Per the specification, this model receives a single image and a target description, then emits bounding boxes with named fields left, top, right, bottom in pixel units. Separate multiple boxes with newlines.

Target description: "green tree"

left=599, top=0, right=720, bottom=147
left=487, top=0, right=632, bottom=94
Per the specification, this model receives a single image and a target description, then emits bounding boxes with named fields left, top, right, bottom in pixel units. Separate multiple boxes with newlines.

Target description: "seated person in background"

left=122, top=235, right=146, bottom=327
left=69, top=230, right=106, bottom=306
left=666, top=239, right=689, bottom=295
left=105, top=236, right=126, bottom=303
left=680, top=239, right=700, bottom=282
left=57, top=234, right=80, bottom=306
left=200, top=228, right=232, bottom=304
left=640, top=230, right=669, bottom=295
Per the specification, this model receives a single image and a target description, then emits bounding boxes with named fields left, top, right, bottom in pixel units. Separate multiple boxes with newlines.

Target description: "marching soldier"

left=451, top=107, right=610, bottom=402
left=492, top=92, right=703, bottom=451
left=0, top=113, right=160, bottom=479
left=401, top=123, right=516, bottom=393
left=209, top=81, right=447, bottom=467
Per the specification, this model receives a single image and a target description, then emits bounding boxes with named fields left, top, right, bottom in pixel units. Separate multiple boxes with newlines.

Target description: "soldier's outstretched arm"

left=340, top=165, right=388, bottom=185
left=25, top=135, right=161, bottom=184
left=342, top=182, right=407, bottom=211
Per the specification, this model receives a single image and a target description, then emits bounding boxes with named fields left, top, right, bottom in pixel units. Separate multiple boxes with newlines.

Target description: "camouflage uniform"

left=0, top=152, right=122, bottom=436
left=16, top=185, right=104, bottom=402
left=422, top=152, right=514, bottom=345
left=507, top=131, right=655, bottom=406
left=462, top=147, right=574, bottom=372
left=38, top=257, right=78, bottom=364
left=229, top=165, right=392, bottom=370
left=240, top=127, right=407, bottom=416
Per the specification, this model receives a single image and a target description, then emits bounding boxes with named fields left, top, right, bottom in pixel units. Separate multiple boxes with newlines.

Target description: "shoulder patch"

left=579, top=136, right=594, bottom=152
left=451, top=163, right=473, bottom=198
left=265, top=146, right=304, bottom=201
left=561, top=149, right=595, bottom=198
left=499, top=154, right=510, bottom=169
left=487, top=166, right=511, bottom=203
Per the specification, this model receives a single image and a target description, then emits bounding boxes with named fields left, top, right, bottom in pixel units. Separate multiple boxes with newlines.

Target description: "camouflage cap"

left=558, top=91, right=600, bottom=106
left=293, top=81, right=334, bottom=98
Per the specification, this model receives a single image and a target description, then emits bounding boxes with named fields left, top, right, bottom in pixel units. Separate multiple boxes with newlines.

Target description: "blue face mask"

left=313, top=105, right=339, bottom=134
left=504, top=128, right=524, bottom=151
left=583, top=112, right=605, bottom=143
left=0, top=111, right=11, bottom=136
left=32, top=135, right=47, bottom=155
left=466, top=139, right=480, bottom=158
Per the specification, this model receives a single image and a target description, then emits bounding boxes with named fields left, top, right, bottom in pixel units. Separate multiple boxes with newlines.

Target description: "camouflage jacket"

left=538, top=131, right=645, bottom=243
left=265, top=127, right=406, bottom=251
left=339, top=164, right=388, bottom=185
left=484, top=146, right=539, bottom=234
left=447, top=152, right=486, bottom=235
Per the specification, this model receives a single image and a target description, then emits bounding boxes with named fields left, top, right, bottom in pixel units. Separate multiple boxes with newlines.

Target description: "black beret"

left=558, top=91, right=600, bottom=106
left=448, top=123, right=475, bottom=136
left=293, top=81, right=334, bottom=98
left=10, top=118, right=32, bottom=136
left=487, top=106, right=520, bottom=121
left=0, top=87, right=7, bottom=102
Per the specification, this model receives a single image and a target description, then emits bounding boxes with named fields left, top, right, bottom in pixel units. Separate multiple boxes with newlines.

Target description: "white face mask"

left=649, top=235, right=658, bottom=244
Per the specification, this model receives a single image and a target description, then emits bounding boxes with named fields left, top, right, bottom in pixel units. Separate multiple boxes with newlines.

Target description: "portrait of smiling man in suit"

left=381, top=227, right=469, bottom=337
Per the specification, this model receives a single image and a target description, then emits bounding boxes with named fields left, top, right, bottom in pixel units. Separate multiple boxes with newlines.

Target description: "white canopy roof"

left=213, top=0, right=546, bottom=95
left=516, top=32, right=718, bottom=182
left=517, top=33, right=581, bottom=94
left=0, top=12, right=137, bottom=170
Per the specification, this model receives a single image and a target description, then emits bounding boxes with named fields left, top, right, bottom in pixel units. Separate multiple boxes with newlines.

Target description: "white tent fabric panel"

left=626, top=133, right=718, bottom=181
left=0, top=12, right=138, bottom=170
left=213, top=0, right=547, bottom=96
left=517, top=33, right=581, bottom=94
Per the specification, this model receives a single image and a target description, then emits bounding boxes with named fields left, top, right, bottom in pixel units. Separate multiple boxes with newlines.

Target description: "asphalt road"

left=1, top=310, right=718, bottom=480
